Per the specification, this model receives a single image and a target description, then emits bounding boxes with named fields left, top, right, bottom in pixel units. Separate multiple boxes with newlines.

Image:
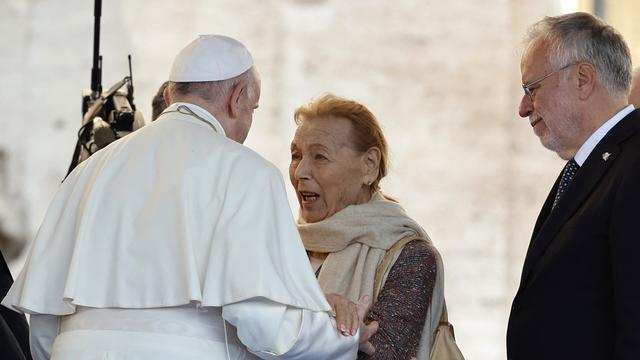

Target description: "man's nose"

left=519, top=94, right=533, bottom=118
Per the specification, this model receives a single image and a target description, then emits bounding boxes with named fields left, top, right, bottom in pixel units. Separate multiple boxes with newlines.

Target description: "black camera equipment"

left=65, top=0, right=144, bottom=177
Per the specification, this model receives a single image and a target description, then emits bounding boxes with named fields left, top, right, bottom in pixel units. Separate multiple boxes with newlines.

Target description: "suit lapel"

left=519, top=172, right=560, bottom=285
left=519, top=110, right=640, bottom=288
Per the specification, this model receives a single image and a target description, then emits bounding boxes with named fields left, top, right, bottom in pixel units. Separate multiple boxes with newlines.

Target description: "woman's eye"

left=291, top=153, right=301, bottom=161
left=314, top=154, right=328, bottom=160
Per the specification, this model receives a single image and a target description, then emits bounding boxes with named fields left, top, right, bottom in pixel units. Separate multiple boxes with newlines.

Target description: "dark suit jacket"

left=0, top=252, right=30, bottom=359
left=507, top=109, right=640, bottom=360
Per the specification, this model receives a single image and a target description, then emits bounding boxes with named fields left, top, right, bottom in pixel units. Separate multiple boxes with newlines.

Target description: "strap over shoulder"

left=371, top=234, right=462, bottom=359
left=373, top=235, right=428, bottom=301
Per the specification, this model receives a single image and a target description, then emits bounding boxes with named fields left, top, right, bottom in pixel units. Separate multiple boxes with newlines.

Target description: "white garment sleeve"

left=222, top=298, right=358, bottom=360
left=29, top=314, right=60, bottom=360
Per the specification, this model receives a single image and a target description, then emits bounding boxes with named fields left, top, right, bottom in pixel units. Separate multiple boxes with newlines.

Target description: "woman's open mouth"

left=300, top=191, right=319, bottom=204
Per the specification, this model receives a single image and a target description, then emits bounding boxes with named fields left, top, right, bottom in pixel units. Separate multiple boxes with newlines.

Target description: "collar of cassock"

left=162, top=102, right=226, bottom=137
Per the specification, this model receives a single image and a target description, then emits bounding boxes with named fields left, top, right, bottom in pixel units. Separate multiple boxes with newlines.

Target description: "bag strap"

left=441, top=302, right=449, bottom=323
left=438, top=302, right=456, bottom=340
left=373, top=235, right=425, bottom=302
left=372, top=236, right=453, bottom=333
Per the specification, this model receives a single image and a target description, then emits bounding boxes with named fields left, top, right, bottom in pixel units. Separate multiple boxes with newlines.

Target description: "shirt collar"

left=163, top=102, right=227, bottom=137
left=574, top=104, right=633, bottom=166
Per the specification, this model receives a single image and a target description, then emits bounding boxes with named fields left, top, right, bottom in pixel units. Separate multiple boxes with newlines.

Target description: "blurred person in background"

left=508, top=12, right=640, bottom=360
left=2, top=35, right=373, bottom=360
left=290, top=94, right=447, bottom=359
left=628, top=67, right=640, bottom=108
left=0, top=247, right=30, bottom=360
left=151, top=81, right=169, bottom=121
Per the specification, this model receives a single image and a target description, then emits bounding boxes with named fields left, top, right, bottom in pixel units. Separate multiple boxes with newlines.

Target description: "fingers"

left=359, top=341, right=376, bottom=356
left=358, top=321, right=378, bottom=356
left=326, top=293, right=358, bottom=335
left=365, top=320, right=379, bottom=339
left=329, top=298, right=337, bottom=318
left=335, top=298, right=352, bottom=335
left=356, top=294, right=372, bottom=322
left=360, top=320, right=379, bottom=343
left=349, top=300, right=359, bottom=335
left=330, top=304, right=337, bottom=318
left=324, top=293, right=341, bottom=332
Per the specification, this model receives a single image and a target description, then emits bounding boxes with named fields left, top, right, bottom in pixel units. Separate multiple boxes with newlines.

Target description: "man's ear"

left=163, top=86, right=172, bottom=106
left=362, top=147, right=381, bottom=182
left=228, top=80, right=247, bottom=118
left=576, top=62, right=596, bottom=100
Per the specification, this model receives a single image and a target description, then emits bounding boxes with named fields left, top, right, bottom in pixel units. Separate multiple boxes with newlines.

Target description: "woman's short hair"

left=294, top=94, right=389, bottom=192
left=524, top=12, right=632, bottom=96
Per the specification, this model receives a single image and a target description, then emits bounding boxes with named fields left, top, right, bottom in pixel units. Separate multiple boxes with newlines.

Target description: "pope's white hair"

left=169, top=67, right=259, bottom=105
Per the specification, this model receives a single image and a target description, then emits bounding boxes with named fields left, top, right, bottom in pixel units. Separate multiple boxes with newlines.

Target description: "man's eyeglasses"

left=522, top=63, right=576, bottom=101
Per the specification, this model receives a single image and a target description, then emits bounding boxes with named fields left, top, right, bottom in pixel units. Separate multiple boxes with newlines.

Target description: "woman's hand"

left=325, top=293, right=379, bottom=355
left=326, top=293, right=359, bottom=335
left=357, top=295, right=378, bottom=356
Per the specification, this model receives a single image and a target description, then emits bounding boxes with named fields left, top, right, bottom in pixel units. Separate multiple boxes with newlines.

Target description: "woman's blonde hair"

left=294, top=94, right=389, bottom=192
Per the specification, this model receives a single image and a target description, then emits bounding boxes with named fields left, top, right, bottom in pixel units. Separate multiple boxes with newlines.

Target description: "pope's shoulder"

left=66, top=116, right=282, bottom=187
left=214, top=135, right=280, bottom=176
left=150, top=113, right=277, bottom=170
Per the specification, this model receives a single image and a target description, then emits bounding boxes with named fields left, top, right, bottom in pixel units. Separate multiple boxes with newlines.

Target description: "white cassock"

left=2, top=102, right=358, bottom=360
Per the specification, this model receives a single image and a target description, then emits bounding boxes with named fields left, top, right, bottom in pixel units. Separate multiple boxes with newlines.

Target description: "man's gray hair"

left=168, top=67, right=258, bottom=105
left=524, top=12, right=632, bottom=96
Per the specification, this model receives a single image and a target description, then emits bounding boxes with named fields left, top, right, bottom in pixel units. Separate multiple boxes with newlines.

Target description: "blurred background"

left=2, top=0, right=640, bottom=358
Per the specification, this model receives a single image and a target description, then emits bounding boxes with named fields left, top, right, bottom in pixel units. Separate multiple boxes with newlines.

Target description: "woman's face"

left=289, top=117, right=373, bottom=223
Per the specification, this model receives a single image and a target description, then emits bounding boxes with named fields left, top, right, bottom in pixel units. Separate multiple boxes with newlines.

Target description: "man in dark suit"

left=0, top=250, right=30, bottom=359
left=507, top=12, right=640, bottom=360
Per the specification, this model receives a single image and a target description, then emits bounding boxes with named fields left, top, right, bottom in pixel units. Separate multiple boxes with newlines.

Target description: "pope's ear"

left=163, top=86, right=172, bottom=106
left=228, top=80, right=247, bottom=118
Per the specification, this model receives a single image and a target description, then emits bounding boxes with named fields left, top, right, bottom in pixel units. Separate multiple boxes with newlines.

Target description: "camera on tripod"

left=82, top=82, right=136, bottom=134
left=66, top=0, right=144, bottom=177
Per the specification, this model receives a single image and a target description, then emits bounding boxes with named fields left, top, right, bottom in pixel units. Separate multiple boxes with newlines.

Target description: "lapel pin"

left=602, top=152, right=611, bottom=161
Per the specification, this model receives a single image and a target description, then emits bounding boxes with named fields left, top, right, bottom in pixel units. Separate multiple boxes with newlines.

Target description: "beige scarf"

left=298, top=192, right=445, bottom=358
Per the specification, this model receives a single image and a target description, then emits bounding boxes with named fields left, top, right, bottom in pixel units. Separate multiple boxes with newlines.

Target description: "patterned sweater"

left=357, top=240, right=437, bottom=359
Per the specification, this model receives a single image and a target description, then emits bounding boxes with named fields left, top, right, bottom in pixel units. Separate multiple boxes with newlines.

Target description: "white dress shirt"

left=574, top=105, right=634, bottom=166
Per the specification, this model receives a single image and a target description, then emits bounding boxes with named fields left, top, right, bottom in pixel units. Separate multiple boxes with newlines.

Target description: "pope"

left=2, top=34, right=372, bottom=359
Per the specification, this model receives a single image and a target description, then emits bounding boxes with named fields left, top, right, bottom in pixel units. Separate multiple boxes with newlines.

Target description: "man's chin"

left=540, top=138, right=571, bottom=159
left=532, top=120, right=547, bottom=137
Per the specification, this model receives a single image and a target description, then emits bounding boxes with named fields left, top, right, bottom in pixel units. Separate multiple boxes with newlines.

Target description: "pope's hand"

left=357, top=295, right=378, bottom=356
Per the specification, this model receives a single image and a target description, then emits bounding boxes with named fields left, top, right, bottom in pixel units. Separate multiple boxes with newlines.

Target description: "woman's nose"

left=295, top=158, right=311, bottom=180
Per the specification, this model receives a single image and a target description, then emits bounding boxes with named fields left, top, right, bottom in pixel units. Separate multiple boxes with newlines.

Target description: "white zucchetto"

left=169, top=34, right=253, bottom=82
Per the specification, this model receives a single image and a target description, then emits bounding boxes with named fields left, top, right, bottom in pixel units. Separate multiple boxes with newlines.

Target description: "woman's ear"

left=362, top=147, right=381, bottom=182
left=228, top=80, right=247, bottom=118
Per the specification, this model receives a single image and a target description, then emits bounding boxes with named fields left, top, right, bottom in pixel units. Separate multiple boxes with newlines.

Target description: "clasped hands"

left=326, top=293, right=379, bottom=356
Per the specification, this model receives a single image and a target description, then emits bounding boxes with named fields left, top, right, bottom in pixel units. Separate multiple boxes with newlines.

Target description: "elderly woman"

left=289, top=94, right=446, bottom=359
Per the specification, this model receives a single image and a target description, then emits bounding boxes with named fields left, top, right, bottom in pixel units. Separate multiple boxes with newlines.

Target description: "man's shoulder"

left=205, top=138, right=280, bottom=181
left=150, top=113, right=277, bottom=174
left=619, top=108, right=640, bottom=141
left=594, top=109, right=640, bottom=166
left=617, top=115, right=640, bottom=163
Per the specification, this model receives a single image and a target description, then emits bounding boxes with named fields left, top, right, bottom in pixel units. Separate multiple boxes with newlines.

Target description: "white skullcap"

left=169, top=34, right=253, bottom=82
